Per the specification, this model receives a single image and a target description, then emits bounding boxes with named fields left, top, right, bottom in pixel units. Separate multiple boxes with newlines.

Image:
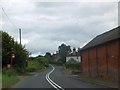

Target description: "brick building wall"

left=81, top=50, right=89, bottom=76
left=81, top=39, right=119, bottom=80
left=118, top=38, right=120, bottom=88
left=97, top=44, right=107, bottom=78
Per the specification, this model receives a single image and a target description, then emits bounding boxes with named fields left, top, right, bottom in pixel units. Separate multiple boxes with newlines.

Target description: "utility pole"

left=19, top=28, right=21, bottom=45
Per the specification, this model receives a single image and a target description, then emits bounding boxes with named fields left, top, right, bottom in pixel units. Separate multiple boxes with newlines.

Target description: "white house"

left=66, top=48, right=81, bottom=64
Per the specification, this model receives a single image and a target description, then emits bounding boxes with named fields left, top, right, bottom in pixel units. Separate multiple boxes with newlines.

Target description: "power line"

left=2, top=7, right=19, bottom=29
left=1, top=7, right=22, bottom=44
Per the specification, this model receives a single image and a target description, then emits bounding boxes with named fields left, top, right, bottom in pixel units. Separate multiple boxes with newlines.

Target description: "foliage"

left=27, top=61, right=44, bottom=72
left=0, top=73, right=2, bottom=86
left=64, top=63, right=81, bottom=70
left=27, top=56, right=49, bottom=72
left=2, top=32, right=14, bottom=66
left=2, top=70, right=19, bottom=88
left=77, top=48, right=81, bottom=55
left=45, top=52, right=52, bottom=61
left=3, top=68, right=17, bottom=76
left=58, top=43, right=71, bottom=64
left=45, top=52, right=51, bottom=56
left=2, top=31, right=29, bottom=72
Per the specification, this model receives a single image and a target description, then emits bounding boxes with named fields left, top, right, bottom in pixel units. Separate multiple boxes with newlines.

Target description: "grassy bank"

left=2, top=69, right=19, bottom=88
left=2, top=60, right=48, bottom=88
left=64, top=63, right=81, bottom=74
left=2, top=74, right=19, bottom=88
left=0, top=73, right=2, bottom=89
left=2, top=56, right=49, bottom=88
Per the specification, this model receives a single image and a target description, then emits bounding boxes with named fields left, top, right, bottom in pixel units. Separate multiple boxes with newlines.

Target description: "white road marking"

left=46, top=64, right=64, bottom=90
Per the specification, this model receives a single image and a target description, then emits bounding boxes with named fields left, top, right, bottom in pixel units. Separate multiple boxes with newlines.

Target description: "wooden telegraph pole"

left=19, top=28, right=21, bottom=45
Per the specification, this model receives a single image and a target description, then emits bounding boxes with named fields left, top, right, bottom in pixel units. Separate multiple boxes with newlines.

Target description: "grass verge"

left=2, top=74, right=19, bottom=88
left=2, top=69, right=20, bottom=88
left=0, top=73, right=2, bottom=89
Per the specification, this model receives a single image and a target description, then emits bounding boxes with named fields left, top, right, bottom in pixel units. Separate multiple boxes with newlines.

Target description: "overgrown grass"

left=0, top=73, right=2, bottom=89
left=2, top=58, right=49, bottom=88
left=2, top=69, right=19, bottom=88
left=64, top=63, right=82, bottom=74
left=64, top=63, right=81, bottom=70
left=0, top=73, right=2, bottom=82
left=2, top=74, right=19, bottom=88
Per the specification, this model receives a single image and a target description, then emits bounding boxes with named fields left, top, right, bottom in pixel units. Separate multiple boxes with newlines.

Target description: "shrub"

left=64, top=63, right=81, bottom=70
left=26, top=67, right=36, bottom=72
left=2, top=68, right=17, bottom=77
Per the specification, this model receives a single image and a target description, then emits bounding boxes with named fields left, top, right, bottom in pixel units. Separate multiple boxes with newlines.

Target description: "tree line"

left=2, top=31, right=81, bottom=71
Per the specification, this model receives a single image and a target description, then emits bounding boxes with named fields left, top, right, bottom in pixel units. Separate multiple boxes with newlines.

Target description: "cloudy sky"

left=0, top=0, right=119, bottom=56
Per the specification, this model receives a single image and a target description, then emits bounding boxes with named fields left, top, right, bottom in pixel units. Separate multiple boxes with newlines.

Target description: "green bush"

left=26, top=67, right=37, bottom=72
left=2, top=68, right=17, bottom=76
left=64, top=63, right=81, bottom=70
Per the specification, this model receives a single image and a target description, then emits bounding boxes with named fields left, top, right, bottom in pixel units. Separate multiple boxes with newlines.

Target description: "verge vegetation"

left=2, top=32, right=49, bottom=88
left=64, top=63, right=81, bottom=74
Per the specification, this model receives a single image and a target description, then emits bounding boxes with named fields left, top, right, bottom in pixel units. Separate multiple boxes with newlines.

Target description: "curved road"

left=12, top=65, right=106, bottom=89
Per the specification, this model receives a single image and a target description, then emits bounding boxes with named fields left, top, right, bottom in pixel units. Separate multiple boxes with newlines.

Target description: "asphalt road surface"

left=12, top=65, right=106, bottom=89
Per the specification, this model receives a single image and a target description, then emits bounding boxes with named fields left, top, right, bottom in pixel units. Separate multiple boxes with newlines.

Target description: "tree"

left=2, top=31, right=29, bottom=72
left=58, top=43, right=71, bottom=63
left=45, top=52, right=51, bottom=61
left=13, top=43, right=29, bottom=69
left=77, top=48, right=81, bottom=55
left=2, top=32, right=15, bottom=67
left=34, top=56, right=49, bottom=67
left=0, top=31, right=1, bottom=67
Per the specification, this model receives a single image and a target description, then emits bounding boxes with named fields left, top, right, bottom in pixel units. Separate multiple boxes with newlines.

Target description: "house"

left=81, top=26, right=120, bottom=81
left=66, top=48, right=81, bottom=64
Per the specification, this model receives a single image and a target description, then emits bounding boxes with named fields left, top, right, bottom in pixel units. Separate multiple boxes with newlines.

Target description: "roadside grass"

left=0, top=73, right=2, bottom=89
left=0, top=73, right=2, bottom=82
left=2, top=59, right=48, bottom=88
left=63, top=63, right=81, bottom=74
left=2, top=71, right=19, bottom=88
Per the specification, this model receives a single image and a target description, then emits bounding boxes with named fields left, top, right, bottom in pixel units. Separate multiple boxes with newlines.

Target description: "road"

left=12, top=65, right=106, bottom=89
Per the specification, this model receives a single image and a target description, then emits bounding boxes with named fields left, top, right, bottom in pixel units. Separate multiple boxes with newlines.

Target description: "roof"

left=82, top=26, right=120, bottom=50
left=66, top=52, right=80, bottom=57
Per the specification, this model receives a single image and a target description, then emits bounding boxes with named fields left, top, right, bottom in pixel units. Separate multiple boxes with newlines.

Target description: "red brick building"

left=81, top=26, right=120, bottom=81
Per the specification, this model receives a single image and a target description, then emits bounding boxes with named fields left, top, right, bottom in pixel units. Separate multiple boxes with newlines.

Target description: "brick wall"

left=89, top=48, right=97, bottom=77
left=97, top=45, right=107, bottom=78
left=81, top=51, right=89, bottom=76
left=118, top=38, right=120, bottom=89
left=107, top=40, right=119, bottom=79
left=81, top=40, right=119, bottom=80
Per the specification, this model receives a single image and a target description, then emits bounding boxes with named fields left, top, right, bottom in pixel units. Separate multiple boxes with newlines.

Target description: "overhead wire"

left=2, top=7, right=19, bottom=29
left=1, top=6, right=21, bottom=44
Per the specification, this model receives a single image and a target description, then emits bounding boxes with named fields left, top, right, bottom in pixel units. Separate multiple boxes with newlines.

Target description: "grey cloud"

left=2, top=1, right=118, bottom=56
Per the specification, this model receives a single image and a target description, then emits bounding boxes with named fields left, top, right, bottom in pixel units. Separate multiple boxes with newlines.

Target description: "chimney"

left=73, top=48, right=76, bottom=55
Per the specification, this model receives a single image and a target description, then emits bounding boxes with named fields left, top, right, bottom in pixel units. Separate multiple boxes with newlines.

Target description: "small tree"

left=2, top=32, right=29, bottom=73
left=58, top=43, right=71, bottom=64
